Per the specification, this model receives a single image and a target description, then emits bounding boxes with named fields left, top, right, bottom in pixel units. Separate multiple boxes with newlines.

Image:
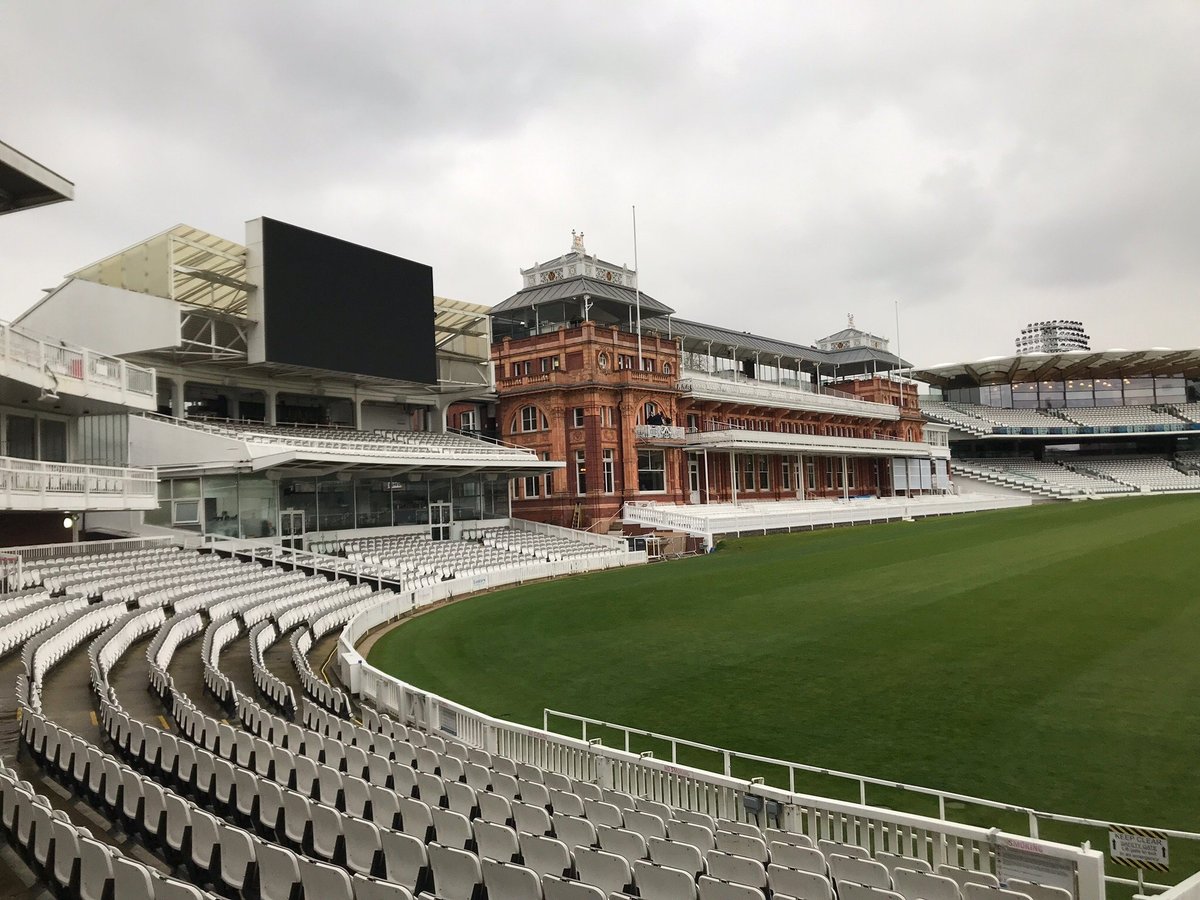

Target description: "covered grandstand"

left=912, top=349, right=1200, bottom=499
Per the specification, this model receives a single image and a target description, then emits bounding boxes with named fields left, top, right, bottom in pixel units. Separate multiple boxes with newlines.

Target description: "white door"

left=279, top=509, right=305, bottom=550
left=429, top=501, right=452, bottom=542
left=688, top=455, right=701, bottom=504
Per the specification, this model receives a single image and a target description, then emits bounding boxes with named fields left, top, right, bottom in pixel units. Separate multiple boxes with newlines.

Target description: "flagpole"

left=894, top=299, right=903, bottom=384
left=633, top=205, right=643, bottom=369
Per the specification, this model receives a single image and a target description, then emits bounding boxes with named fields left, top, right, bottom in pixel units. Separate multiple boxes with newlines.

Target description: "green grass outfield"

left=368, top=495, right=1200, bottom=871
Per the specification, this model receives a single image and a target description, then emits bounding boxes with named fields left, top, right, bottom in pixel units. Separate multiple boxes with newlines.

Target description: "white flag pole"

left=633, top=205, right=643, bottom=369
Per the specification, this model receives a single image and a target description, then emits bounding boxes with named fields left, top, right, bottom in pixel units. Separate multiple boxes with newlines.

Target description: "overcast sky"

left=3, top=2, right=1198, bottom=367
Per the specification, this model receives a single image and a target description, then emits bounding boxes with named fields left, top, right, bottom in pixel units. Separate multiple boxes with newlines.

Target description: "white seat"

left=936, top=866, right=1001, bottom=892
left=257, top=841, right=303, bottom=900
left=576, top=847, right=633, bottom=896
left=877, top=854, right=933, bottom=878
left=542, top=874, right=606, bottom=900
left=768, top=865, right=834, bottom=900
left=1007, top=880, right=1072, bottom=900
left=698, top=875, right=766, bottom=900
left=706, top=850, right=767, bottom=889
left=353, top=872, right=416, bottom=900
left=427, top=842, right=485, bottom=900
left=634, top=859, right=699, bottom=900
left=344, top=816, right=385, bottom=875
left=432, top=807, right=474, bottom=850
left=298, top=856, right=355, bottom=900
left=514, top=800, right=554, bottom=836
left=476, top=819, right=521, bottom=863
left=483, top=858, right=545, bottom=900
left=963, top=885, right=1035, bottom=900
left=769, top=844, right=825, bottom=874
left=649, top=837, right=705, bottom=878
left=839, top=885, right=905, bottom=900
left=818, top=840, right=868, bottom=861
left=829, top=854, right=891, bottom=890
left=583, top=799, right=624, bottom=828
left=519, top=832, right=573, bottom=879
left=381, top=828, right=430, bottom=887
left=667, top=820, right=715, bottom=854
left=624, top=809, right=668, bottom=841
left=893, top=868, right=960, bottom=900
left=715, top=831, right=768, bottom=863
left=598, top=824, right=649, bottom=865
left=553, top=813, right=598, bottom=852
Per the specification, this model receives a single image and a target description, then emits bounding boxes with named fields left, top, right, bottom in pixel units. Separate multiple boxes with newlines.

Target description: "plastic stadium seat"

left=353, top=872, right=416, bottom=900
left=768, top=830, right=816, bottom=854
left=667, top=819, right=716, bottom=854
left=432, top=807, right=474, bottom=850
left=624, top=809, right=668, bottom=841
left=298, top=856, right=355, bottom=900
left=829, top=854, right=891, bottom=890
left=634, top=859, right=700, bottom=900
left=839, top=885, right=905, bottom=900
left=818, top=839, right=869, bottom=861
left=706, top=850, right=767, bottom=889
left=427, top=842, right=484, bottom=900
left=715, top=831, right=768, bottom=863
left=963, top=885, right=1034, bottom=900
left=583, top=799, right=624, bottom=828
left=542, top=874, right=607, bottom=900
left=936, top=866, right=1001, bottom=892
left=476, top=819, right=520, bottom=863
left=767, top=864, right=834, bottom=900
left=769, top=844, right=826, bottom=874
left=1007, top=881, right=1072, bottom=900
left=514, top=800, right=554, bottom=836
left=575, top=847, right=633, bottom=896
left=256, top=841, right=303, bottom=900
left=876, top=853, right=932, bottom=877
left=381, top=828, right=430, bottom=887
left=597, top=824, right=649, bottom=864
left=400, top=796, right=436, bottom=842
left=698, top=875, right=767, bottom=900
left=549, top=787, right=585, bottom=817
left=78, top=836, right=115, bottom=900
left=552, top=813, right=598, bottom=852
left=478, top=791, right=513, bottom=826
left=649, top=837, right=706, bottom=878
left=483, top=858, right=545, bottom=900
left=344, top=816, right=385, bottom=875
left=717, top=820, right=764, bottom=839
left=519, top=832, right=573, bottom=879
left=892, top=868, right=959, bottom=900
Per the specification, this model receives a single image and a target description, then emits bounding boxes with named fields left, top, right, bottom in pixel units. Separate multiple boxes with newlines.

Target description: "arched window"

left=662, top=362, right=672, bottom=375
left=520, top=405, right=541, bottom=433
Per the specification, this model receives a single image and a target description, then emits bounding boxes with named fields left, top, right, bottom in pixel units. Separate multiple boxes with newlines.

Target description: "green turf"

left=368, top=495, right=1200, bottom=872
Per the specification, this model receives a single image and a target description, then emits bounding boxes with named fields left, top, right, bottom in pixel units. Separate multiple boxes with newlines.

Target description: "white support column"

left=171, top=377, right=186, bottom=419
left=842, top=455, right=850, bottom=501
left=702, top=448, right=710, bottom=504
left=798, top=453, right=805, bottom=499
left=730, top=452, right=738, bottom=505
left=227, top=393, right=240, bottom=422
left=265, top=388, right=278, bottom=425
left=353, top=397, right=364, bottom=431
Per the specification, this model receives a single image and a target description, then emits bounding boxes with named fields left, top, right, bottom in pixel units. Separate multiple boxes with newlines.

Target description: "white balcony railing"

left=0, top=456, right=158, bottom=510
left=678, top=373, right=900, bottom=420
left=1, top=320, right=156, bottom=403
left=635, top=424, right=686, bottom=442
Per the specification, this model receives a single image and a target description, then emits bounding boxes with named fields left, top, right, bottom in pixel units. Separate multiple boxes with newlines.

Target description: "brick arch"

left=508, top=401, right=553, bottom=436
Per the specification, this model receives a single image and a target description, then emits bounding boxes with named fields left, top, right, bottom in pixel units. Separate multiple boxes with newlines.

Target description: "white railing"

left=1, top=319, right=156, bottom=399
left=688, top=427, right=936, bottom=457
left=339, top=602, right=1106, bottom=900
left=0, top=456, right=158, bottom=507
left=636, top=424, right=686, bottom=441
left=544, top=708, right=1195, bottom=896
left=679, top=373, right=900, bottom=419
left=623, top=495, right=1031, bottom=539
left=0, top=534, right=177, bottom=562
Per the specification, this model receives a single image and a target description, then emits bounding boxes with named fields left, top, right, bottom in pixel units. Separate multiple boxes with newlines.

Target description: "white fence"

left=624, top=495, right=1031, bottom=541
left=0, top=456, right=158, bottom=508
left=0, top=534, right=177, bottom=562
left=340, top=601, right=1106, bottom=900
left=679, top=374, right=900, bottom=419
left=509, top=516, right=629, bottom=552
left=1, top=319, right=156, bottom=401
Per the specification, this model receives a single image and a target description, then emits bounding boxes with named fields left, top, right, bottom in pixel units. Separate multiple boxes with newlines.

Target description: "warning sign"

left=1109, top=825, right=1169, bottom=872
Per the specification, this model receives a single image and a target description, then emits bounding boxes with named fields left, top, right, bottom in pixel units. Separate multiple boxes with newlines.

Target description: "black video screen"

left=260, top=218, right=437, bottom=383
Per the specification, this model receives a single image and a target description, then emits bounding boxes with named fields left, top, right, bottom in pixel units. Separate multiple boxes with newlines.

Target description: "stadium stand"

left=0, top=540, right=1107, bottom=900
left=950, top=459, right=1132, bottom=499
left=1171, top=402, right=1200, bottom=424
left=1069, top=457, right=1200, bottom=492
left=1055, top=406, right=1187, bottom=430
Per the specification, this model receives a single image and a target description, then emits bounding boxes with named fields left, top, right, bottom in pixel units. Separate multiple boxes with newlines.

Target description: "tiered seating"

left=954, top=406, right=1066, bottom=430
left=1171, top=402, right=1200, bottom=424
left=179, top=416, right=533, bottom=460
left=1056, top=406, right=1187, bottom=430
left=1070, top=457, right=1200, bottom=492
left=917, top=402, right=993, bottom=435
left=329, top=529, right=623, bottom=586
left=955, top=459, right=1130, bottom=497
left=0, top=543, right=1077, bottom=900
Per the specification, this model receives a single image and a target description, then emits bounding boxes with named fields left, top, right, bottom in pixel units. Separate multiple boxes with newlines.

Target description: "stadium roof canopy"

left=912, top=348, right=1200, bottom=388
left=0, top=140, right=74, bottom=214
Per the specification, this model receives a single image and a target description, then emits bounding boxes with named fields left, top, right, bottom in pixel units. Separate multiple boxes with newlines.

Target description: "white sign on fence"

left=998, top=842, right=1078, bottom=896
left=1109, top=826, right=1169, bottom=871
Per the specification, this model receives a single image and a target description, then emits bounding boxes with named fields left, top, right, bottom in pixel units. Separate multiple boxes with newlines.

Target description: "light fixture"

left=62, top=514, right=76, bottom=529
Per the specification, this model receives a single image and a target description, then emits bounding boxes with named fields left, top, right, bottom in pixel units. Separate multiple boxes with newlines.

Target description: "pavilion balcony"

left=0, top=456, right=158, bottom=512
left=677, top=372, right=900, bottom=420
left=686, top=427, right=944, bottom=459
left=635, top=424, right=686, bottom=444
left=0, top=320, right=157, bottom=410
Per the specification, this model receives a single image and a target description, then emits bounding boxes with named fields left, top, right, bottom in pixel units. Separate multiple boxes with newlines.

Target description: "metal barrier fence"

left=1, top=319, right=156, bottom=399
left=340, top=600, right=1106, bottom=900
left=0, top=534, right=178, bottom=562
left=0, top=457, right=158, bottom=504
left=544, top=710, right=1199, bottom=896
